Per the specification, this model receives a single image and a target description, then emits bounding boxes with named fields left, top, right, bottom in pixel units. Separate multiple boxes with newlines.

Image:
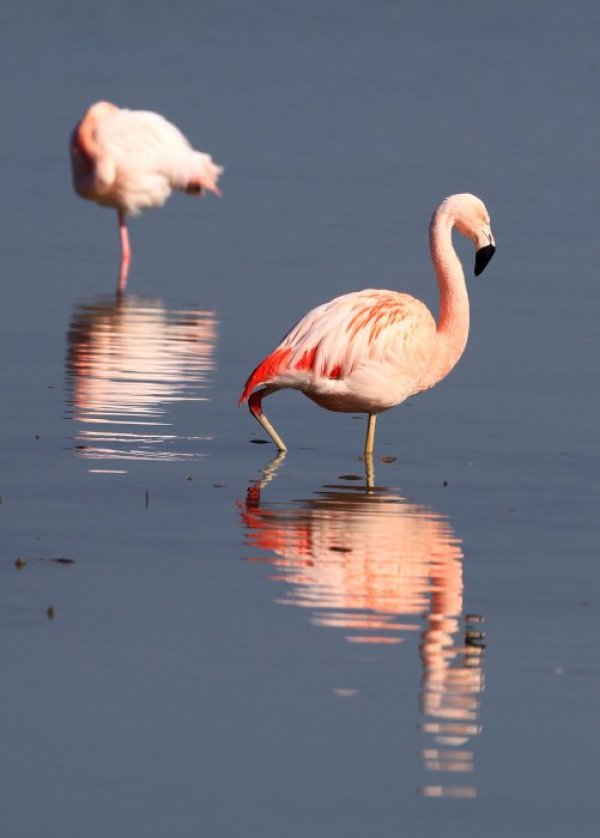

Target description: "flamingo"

left=239, top=193, right=496, bottom=456
left=70, top=101, right=223, bottom=294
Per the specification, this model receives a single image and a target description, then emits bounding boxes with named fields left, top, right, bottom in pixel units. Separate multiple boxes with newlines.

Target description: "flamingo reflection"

left=66, top=295, right=217, bottom=468
left=239, top=458, right=485, bottom=797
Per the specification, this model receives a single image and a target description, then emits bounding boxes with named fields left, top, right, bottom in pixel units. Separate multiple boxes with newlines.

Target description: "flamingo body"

left=70, top=101, right=222, bottom=292
left=240, top=193, right=496, bottom=454
left=240, top=289, right=437, bottom=414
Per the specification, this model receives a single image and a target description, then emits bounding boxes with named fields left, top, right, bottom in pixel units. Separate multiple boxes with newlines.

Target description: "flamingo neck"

left=428, top=203, right=470, bottom=378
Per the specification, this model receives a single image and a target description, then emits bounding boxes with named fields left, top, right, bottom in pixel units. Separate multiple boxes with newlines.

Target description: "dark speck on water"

left=14, top=557, right=75, bottom=566
left=466, top=614, right=485, bottom=624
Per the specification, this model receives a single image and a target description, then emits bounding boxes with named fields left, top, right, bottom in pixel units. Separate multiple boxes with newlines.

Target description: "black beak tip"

left=474, top=244, right=496, bottom=276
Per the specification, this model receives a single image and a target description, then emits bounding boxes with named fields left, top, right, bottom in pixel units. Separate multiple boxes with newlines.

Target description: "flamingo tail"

left=186, top=153, right=223, bottom=196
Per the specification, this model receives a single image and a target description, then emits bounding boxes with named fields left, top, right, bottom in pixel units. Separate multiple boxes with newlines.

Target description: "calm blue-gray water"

left=1, top=1, right=599, bottom=835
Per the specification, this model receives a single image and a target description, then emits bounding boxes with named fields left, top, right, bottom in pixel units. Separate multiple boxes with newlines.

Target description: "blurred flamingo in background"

left=70, top=101, right=223, bottom=294
left=240, top=193, right=496, bottom=456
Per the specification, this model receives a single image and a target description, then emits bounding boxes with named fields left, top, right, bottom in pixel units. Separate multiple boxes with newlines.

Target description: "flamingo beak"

left=474, top=243, right=496, bottom=276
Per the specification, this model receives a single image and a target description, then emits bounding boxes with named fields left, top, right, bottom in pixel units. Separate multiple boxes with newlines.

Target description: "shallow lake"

left=1, top=2, right=598, bottom=836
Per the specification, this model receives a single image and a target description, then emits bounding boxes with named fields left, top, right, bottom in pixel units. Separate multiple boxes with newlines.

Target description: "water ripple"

left=65, top=295, right=217, bottom=468
left=239, top=459, right=486, bottom=797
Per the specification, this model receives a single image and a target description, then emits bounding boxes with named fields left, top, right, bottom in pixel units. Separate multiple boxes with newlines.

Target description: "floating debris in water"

left=380, top=456, right=396, bottom=463
left=250, top=438, right=271, bottom=445
left=14, top=557, right=74, bottom=568
left=47, top=606, right=55, bottom=620
left=338, top=474, right=362, bottom=481
left=442, top=480, right=449, bottom=487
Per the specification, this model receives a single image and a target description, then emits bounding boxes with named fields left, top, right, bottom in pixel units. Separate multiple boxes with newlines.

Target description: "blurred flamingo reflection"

left=66, top=295, right=216, bottom=468
left=239, top=463, right=486, bottom=797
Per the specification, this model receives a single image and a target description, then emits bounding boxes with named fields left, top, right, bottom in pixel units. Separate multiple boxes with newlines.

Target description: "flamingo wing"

left=95, top=110, right=221, bottom=212
left=240, top=289, right=437, bottom=409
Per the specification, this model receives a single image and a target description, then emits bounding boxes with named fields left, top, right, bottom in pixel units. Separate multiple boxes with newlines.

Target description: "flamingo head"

left=85, top=101, right=120, bottom=122
left=72, top=101, right=119, bottom=159
left=448, top=193, right=496, bottom=276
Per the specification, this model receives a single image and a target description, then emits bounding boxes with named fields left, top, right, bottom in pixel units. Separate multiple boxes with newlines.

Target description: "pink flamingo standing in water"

left=240, top=193, right=496, bottom=456
left=70, top=101, right=222, bottom=294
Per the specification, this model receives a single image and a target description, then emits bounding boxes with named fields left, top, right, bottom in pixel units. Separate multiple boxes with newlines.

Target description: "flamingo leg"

left=117, top=210, right=131, bottom=295
left=364, top=413, right=377, bottom=456
left=248, top=388, right=287, bottom=451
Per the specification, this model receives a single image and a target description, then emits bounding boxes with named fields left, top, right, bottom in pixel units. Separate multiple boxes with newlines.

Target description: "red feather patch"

left=239, top=347, right=292, bottom=404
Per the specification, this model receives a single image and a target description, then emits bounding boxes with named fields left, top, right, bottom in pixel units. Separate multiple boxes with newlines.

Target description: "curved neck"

left=74, top=111, right=115, bottom=196
left=428, top=204, right=470, bottom=377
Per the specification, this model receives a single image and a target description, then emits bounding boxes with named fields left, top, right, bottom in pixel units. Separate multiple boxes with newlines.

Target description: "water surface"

left=0, top=1, right=599, bottom=836
left=66, top=295, right=217, bottom=466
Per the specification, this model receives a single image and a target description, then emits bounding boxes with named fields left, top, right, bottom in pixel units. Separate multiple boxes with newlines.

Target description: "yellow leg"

left=364, top=451, right=375, bottom=492
left=256, top=410, right=287, bottom=452
left=364, top=413, right=377, bottom=456
left=248, top=388, right=287, bottom=451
